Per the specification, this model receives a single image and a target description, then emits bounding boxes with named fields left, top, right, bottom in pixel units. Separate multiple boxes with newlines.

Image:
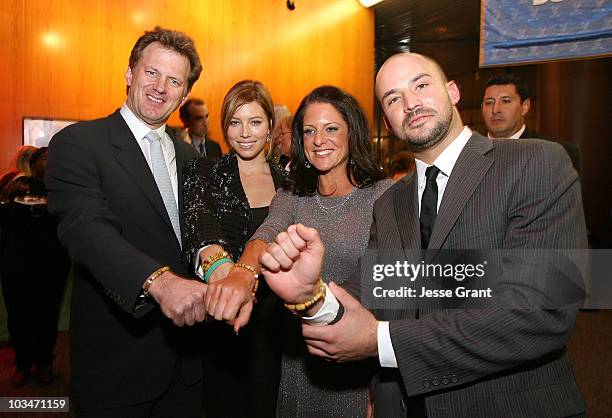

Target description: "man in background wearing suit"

left=481, top=73, right=581, bottom=174
left=46, top=27, right=208, bottom=417
left=259, top=53, right=587, bottom=417
left=179, top=98, right=223, bottom=160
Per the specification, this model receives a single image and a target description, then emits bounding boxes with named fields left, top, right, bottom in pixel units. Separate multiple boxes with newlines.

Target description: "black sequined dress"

left=183, top=153, right=286, bottom=418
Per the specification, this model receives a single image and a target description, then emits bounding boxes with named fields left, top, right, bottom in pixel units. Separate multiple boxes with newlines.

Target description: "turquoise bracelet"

left=204, top=258, right=233, bottom=283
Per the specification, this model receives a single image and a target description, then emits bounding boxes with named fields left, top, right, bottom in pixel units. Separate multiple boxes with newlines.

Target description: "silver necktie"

left=145, top=131, right=181, bottom=245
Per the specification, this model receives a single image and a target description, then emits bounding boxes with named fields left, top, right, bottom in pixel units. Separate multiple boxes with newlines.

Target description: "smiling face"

left=125, top=42, right=190, bottom=129
left=226, top=101, right=270, bottom=161
left=302, top=102, right=350, bottom=177
left=481, top=84, right=530, bottom=138
left=376, top=53, right=460, bottom=151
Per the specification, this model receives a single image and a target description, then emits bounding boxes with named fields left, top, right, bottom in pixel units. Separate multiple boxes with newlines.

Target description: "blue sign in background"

left=480, top=0, right=612, bottom=67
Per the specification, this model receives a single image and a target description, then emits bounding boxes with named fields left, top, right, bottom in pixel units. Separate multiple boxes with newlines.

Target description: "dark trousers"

left=1, top=271, right=68, bottom=369
left=203, top=287, right=283, bottom=418
left=75, top=361, right=203, bottom=418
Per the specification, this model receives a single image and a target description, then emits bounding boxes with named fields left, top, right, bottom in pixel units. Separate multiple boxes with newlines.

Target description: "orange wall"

left=0, top=0, right=374, bottom=169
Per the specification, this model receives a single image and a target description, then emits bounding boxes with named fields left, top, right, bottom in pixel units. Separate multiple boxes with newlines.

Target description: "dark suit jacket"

left=361, top=133, right=586, bottom=417
left=204, top=138, right=223, bottom=160
left=520, top=129, right=581, bottom=176
left=185, top=133, right=223, bottom=161
left=46, top=110, right=202, bottom=408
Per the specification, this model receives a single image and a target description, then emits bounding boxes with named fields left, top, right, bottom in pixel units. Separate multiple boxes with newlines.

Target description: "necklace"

left=315, top=188, right=355, bottom=212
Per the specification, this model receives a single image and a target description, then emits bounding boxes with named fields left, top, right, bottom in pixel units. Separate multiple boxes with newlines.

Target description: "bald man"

left=260, top=53, right=587, bottom=417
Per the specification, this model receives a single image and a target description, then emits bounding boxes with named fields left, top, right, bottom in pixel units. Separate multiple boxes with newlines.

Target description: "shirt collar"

left=487, top=124, right=526, bottom=140
left=190, top=134, right=205, bottom=146
left=415, top=126, right=472, bottom=181
left=510, top=124, right=526, bottom=139
left=120, top=103, right=167, bottom=141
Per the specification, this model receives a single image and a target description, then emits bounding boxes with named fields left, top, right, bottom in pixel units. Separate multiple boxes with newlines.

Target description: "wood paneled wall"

left=0, top=0, right=374, bottom=170
left=536, top=58, right=612, bottom=246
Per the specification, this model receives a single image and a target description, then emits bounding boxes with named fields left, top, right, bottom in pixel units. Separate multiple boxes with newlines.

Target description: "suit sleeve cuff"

left=378, top=321, right=398, bottom=368
left=194, top=245, right=213, bottom=279
left=301, top=284, right=340, bottom=325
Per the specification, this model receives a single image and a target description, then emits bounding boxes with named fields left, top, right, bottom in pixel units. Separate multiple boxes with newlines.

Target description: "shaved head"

left=376, top=53, right=448, bottom=100
left=374, top=52, right=463, bottom=159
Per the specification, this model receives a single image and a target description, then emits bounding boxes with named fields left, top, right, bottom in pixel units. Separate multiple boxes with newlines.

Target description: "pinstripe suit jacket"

left=363, top=132, right=587, bottom=417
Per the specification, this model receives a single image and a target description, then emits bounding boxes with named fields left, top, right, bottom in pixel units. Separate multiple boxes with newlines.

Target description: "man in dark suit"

left=481, top=73, right=581, bottom=174
left=46, top=27, right=209, bottom=417
left=179, top=98, right=223, bottom=160
left=259, top=53, right=587, bottom=417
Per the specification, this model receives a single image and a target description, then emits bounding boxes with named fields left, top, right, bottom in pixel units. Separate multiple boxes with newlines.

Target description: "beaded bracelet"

left=201, top=251, right=231, bottom=273
left=234, top=263, right=260, bottom=303
left=284, top=278, right=326, bottom=312
left=142, top=266, right=170, bottom=298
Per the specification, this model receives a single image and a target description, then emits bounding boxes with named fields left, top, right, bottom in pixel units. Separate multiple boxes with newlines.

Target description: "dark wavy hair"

left=287, top=86, right=384, bottom=196
left=483, top=73, right=530, bottom=103
left=129, top=26, right=202, bottom=91
left=179, top=98, right=205, bottom=126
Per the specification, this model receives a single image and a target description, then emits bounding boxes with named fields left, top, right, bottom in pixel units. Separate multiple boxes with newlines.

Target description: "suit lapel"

left=107, top=111, right=176, bottom=239
left=427, top=133, right=494, bottom=253
left=393, top=173, right=420, bottom=257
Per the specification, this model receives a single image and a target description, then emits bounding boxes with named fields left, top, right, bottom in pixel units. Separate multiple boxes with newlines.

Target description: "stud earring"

left=304, top=160, right=311, bottom=168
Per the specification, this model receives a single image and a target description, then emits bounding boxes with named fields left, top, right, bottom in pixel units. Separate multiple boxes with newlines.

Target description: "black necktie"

left=420, top=165, right=440, bottom=249
left=198, top=142, right=206, bottom=157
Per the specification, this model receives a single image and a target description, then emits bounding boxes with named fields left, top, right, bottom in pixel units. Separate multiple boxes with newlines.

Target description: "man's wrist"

left=142, top=266, right=170, bottom=298
left=301, top=284, right=340, bottom=322
left=146, top=270, right=173, bottom=302
left=302, top=299, right=325, bottom=317
left=285, top=278, right=326, bottom=314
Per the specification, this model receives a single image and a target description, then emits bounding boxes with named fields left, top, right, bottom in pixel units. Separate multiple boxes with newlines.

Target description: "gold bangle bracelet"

left=234, top=263, right=260, bottom=303
left=284, top=278, right=326, bottom=312
left=143, top=266, right=170, bottom=298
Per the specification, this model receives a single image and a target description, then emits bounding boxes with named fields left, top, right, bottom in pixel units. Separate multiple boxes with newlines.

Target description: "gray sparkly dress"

left=251, top=179, right=394, bottom=418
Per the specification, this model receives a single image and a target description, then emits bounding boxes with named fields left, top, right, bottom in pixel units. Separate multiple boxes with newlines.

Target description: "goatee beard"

left=400, top=107, right=451, bottom=151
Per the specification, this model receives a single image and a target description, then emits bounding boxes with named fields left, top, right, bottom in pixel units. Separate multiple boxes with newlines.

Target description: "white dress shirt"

left=305, top=126, right=474, bottom=368
left=119, top=104, right=178, bottom=206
